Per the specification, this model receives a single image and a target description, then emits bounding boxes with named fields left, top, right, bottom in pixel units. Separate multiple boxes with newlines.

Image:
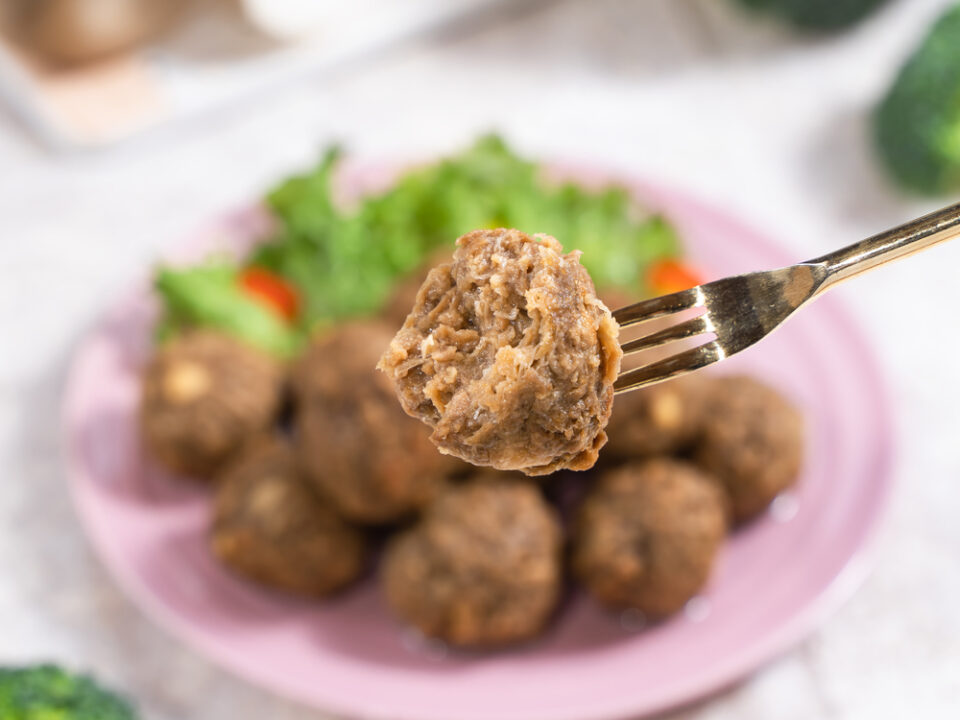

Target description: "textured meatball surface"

left=294, top=322, right=453, bottom=524
left=603, top=375, right=712, bottom=462
left=211, top=439, right=367, bottom=596
left=694, top=376, right=804, bottom=523
left=382, top=480, right=562, bottom=647
left=383, top=248, right=456, bottom=330
left=379, top=228, right=621, bottom=476
left=140, top=331, right=284, bottom=479
left=572, top=459, right=727, bottom=616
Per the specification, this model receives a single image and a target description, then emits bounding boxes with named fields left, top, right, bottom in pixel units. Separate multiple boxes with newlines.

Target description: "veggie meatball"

left=572, top=459, right=727, bottom=617
left=293, top=322, right=454, bottom=524
left=140, top=331, right=284, bottom=480
left=379, top=228, right=622, bottom=476
left=382, top=480, right=562, bottom=647
left=694, top=375, right=804, bottom=523
left=211, top=439, right=367, bottom=597
left=383, top=249, right=456, bottom=329
left=603, top=375, right=712, bottom=462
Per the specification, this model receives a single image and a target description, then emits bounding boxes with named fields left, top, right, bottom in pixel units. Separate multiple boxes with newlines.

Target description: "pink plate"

left=63, top=168, right=894, bottom=720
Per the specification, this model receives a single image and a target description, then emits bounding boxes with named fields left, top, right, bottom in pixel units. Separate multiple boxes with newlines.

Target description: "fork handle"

left=811, top=200, right=960, bottom=289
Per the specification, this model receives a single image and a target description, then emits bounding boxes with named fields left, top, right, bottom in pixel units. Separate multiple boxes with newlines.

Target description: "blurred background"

left=2, top=0, right=960, bottom=718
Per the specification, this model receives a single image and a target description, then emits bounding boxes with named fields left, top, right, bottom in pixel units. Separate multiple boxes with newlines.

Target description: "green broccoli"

left=737, top=0, right=891, bottom=31
left=874, top=4, right=960, bottom=195
left=0, top=665, right=137, bottom=720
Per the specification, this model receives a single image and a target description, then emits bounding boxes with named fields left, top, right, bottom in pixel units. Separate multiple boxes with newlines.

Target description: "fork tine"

left=612, top=287, right=702, bottom=328
left=614, top=340, right=724, bottom=394
left=620, top=314, right=712, bottom=356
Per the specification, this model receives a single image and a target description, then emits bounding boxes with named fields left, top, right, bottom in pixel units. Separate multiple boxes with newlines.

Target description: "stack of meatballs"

left=140, top=271, right=804, bottom=650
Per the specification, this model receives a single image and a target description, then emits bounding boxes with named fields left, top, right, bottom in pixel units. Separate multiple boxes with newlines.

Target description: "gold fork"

left=613, top=200, right=960, bottom=394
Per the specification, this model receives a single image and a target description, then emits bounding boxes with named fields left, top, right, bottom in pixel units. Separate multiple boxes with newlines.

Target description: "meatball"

left=211, top=439, right=367, bottom=597
left=383, top=248, right=456, bottom=329
left=293, top=322, right=454, bottom=524
left=140, top=331, right=284, bottom=479
left=694, top=375, right=804, bottom=524
left=572, top=459, right=727, bottom=617
left=378, top=228, right=622, bottom=476
left=603, top=375, right=712, bottom=462
left=381, top=480, right=562, bottom=647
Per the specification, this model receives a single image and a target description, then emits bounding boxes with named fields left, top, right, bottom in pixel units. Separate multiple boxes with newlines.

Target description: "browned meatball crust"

left=293, top=322, right=454, bottom=524
left=379, top=228, right=622, bottom=476
left=603, top=375, right=713, bottom=462
left=694, top=376, right=803, bottom=524
left=140, top=331, right=284, bottom=479
left=572, top=459, right=727, bottom=617
left=211, top=439, right=367, bottom=596
left=381, top=480, right=562, bottom=647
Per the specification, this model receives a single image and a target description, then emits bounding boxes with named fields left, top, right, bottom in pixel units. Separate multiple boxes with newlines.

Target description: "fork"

left=613, top=200, right=960, bottom=394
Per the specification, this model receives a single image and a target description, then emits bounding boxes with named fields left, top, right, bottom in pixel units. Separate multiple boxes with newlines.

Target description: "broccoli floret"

left=0, top=665, right=137, bottom=720
left=737, top=0, right=891, bottom=31
left=874, top=5, right=960, bottom=195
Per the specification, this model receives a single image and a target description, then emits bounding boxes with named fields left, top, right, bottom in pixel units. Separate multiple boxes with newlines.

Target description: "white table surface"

left=2, top=1, right=959, bottom=718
